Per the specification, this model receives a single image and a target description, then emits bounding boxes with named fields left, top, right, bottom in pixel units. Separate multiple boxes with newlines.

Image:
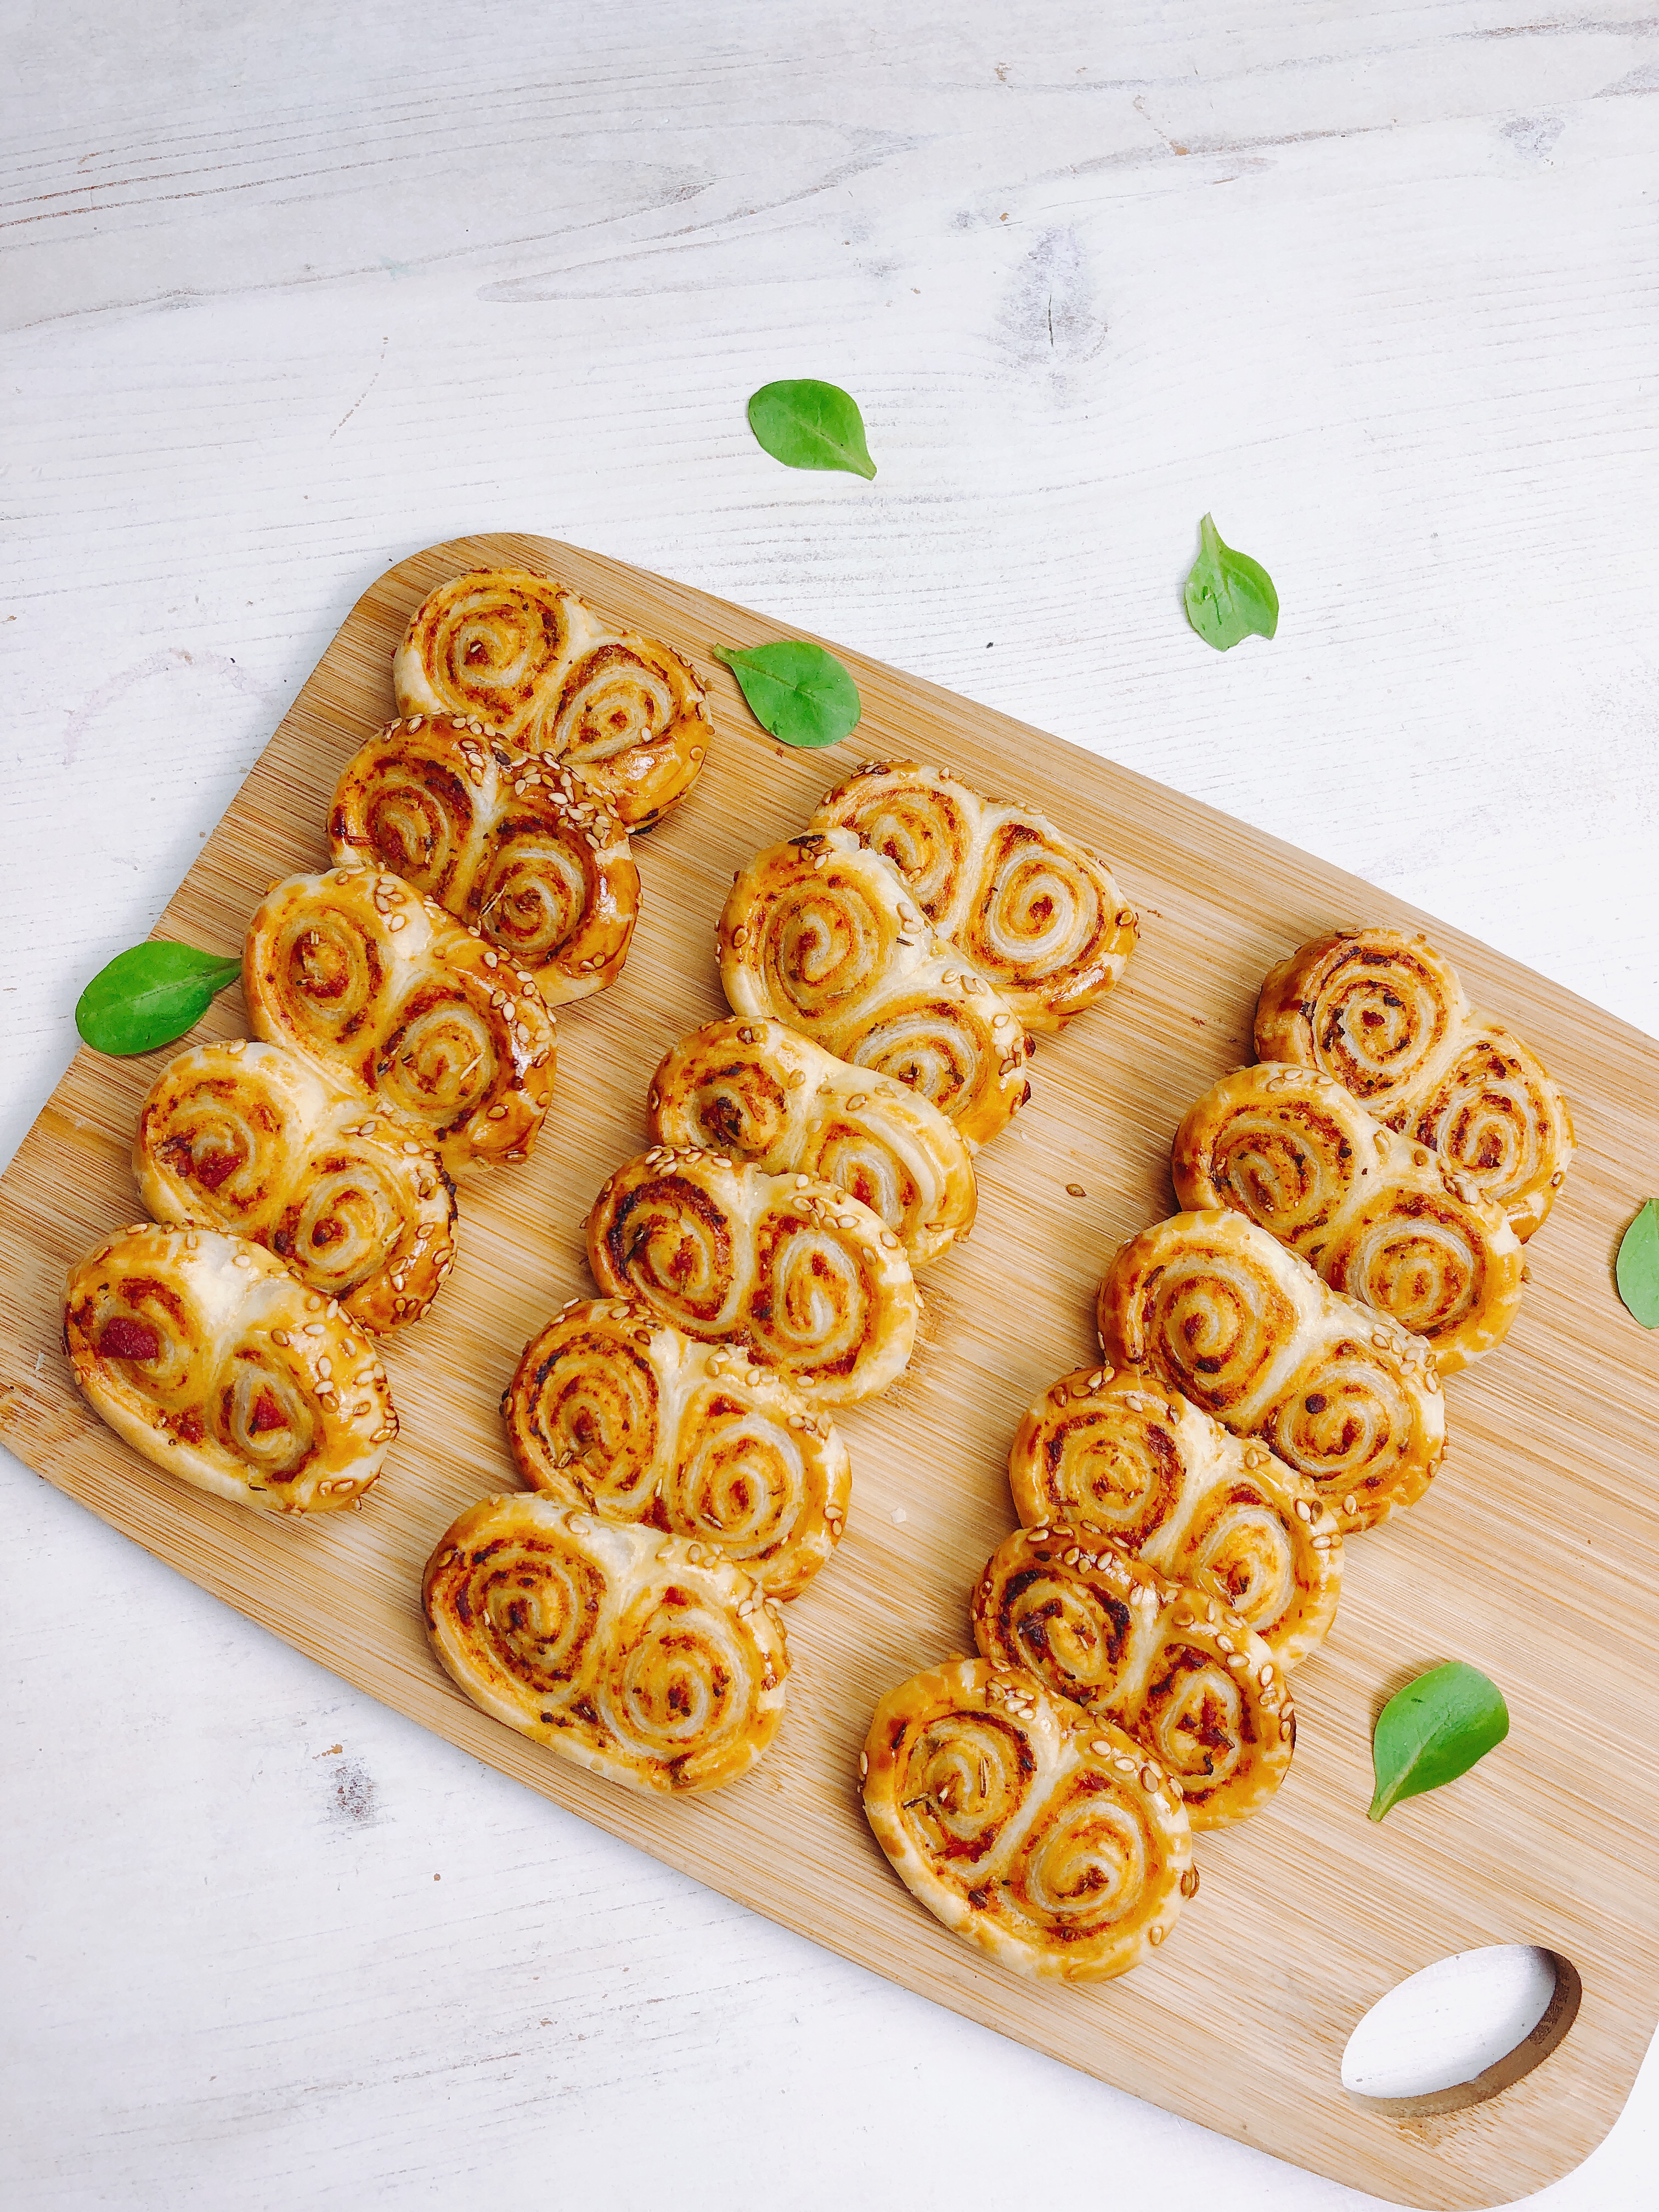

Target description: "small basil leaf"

left=1183, top=512, right=1279, bottom=651
left=1616, top=1199, right=1659, bottom=1328
left=747, top=380, right=877, bottom=479
left=1368, top=1661, right=1509, bottom=1822
left=75, top=942, right=244, bottom=1056
left=712, top=641, right=862, bottom=749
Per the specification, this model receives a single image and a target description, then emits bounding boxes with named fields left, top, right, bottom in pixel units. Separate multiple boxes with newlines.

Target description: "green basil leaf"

left=1368, top=1661, right=1509, bottom=1822
left=1183, top=512, right=1279, bottom=651
left=1616, top=1199, right=1659, bottom=1328
left=747, top=380, right=877, bottom=479
left=713, top=641, right=862, bottom=749
left=75, top=942, right=244, bottom=1056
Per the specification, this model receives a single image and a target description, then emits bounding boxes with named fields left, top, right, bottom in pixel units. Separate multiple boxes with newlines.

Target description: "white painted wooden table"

left=4, top=4, right=1657, bottom=2204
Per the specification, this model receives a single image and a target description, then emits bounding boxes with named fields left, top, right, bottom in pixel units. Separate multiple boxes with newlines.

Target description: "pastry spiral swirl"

left=861, top=1658, right=1192, bottom=1980
left=243, top=869, right=556, bottom=1173
left=810, top=761, right=1138, bottom=1032
left=135, top=1040, right=457, bottom=1333
left=719, top=831, right=1030, bottom=1148
left=423, top=1495, right=788, bottom=1793
left=328, top=716, right=637, bottom=1003
left=1255, top=927, right=1574, bottom=1240
left=1008, top=1365, right=1341, bottom=1669
left=1173, top=1064, right=1525, bottom=1373
left=647, top=1016, right=977, bottom=1267
left=972, top=1528, right=1295, bottom=1828
left=63, top=1224, right=396, bottom=1511
left=392, top=568, right=710, bottom=829
left=1098, top=1211, right=1446, bottom=1533
left=587, top=1148, right=918, bottom=1405
left=503, top=1296, right=851, bottom=1599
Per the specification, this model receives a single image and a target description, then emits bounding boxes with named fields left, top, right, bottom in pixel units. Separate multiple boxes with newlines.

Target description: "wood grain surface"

left=4, top=533, right=1658, bottom=2210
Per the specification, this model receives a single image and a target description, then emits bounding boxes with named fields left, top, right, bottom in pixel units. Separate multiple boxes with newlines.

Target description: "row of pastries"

left=62, top=565, right=1575, bottom=1986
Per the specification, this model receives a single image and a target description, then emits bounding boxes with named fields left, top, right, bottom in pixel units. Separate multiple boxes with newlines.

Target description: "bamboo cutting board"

left=3, top=535, right=1657, bottom=2210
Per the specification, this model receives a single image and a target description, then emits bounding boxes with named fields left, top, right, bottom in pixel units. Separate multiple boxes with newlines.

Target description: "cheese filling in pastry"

left=810, top=759, right=1138, bottom=1031
left=719, top=829, right=1030, bottom=1148
left=392, top=568, right=710, bottom=829
left=861, top=1657, right=1193, bottom=1980
left=504, top=1296, right=851, bottom=1600
left=136, top=1039, right=457, bottom=1333
left=1173, top=1063, right=1525, bottom=1373
left=422, top=1495, right=788, bottom=1793
left=1254, top=926, right=1575, bottom=1240
left=972, top=1527, right=1295, bottom=1829
left=63, top=1223, right=396, bottom=1511
left=329, top=716, right=639, bottom=1002
left=243, top=868, right=556, bottom=1173
left=1008, top=1365, right=1341, bottom=1670
left=587, top=1147, right=918, bottom=1405
left=646, top=1015, right=976, bottom=1266
left=1098, top=1211, right=1446, bottom=1534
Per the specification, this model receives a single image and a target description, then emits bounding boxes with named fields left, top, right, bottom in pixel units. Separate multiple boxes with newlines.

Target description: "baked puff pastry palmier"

left=810, top=761, right=1138, bottom=1032
left=588, top=1148, right=917, bottom=1406
left=973, top=1528, right=1294, bottom=1829
left=328, top=717, right=638, bottom=1003
left=1008, top=1367, right=1341, bottom=1671
left=244, top=870, right=555, bottom=1174
left=64, top=1224, right=396, bottom=1512
left=423, top=1495, right=787, bottom=1793
left=861, top=1658, right=1193, bottom=1981
left=1255, top=927, right=1575, bottom=1241
left=1098, top=1212, right=1446, bottom=1535
left=135, top=1040, right=456, bottom=1334
left=392, top=569, right=709, bottom=829
left=719, top=831, right=1030, bottom=1149
left=504, top=1297, right=850, bottom=1601
left=647, top=1017, right=976, bottom=1267
left=1173, top=1064, right=1524, bottom=1374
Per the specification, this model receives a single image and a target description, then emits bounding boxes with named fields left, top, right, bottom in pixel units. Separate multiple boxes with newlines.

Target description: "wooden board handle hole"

left=1342, top=1946, right=1581, bottom=2118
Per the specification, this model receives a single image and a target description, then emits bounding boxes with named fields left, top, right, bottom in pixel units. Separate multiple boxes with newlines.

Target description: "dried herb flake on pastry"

left=329, top=715, right=638, bottom=1002
left=243, top=868, right=556, bottom=1173
left=588, top=1148, right=918, bottom=1406
left=972, top=1527, right=1295, bottom=1828
left=136, top=1039, right=456, bottom=1333
left=423, top=1494, right=787, bottom=1793
left=393, top=568, right=709, bottom=829
left=64, top=1223, right=396, bottom=1511
left=861, top=1657, right=1193, bottom=1980
left=810, top=759, right=1137, bottom=1032
left=647, top=1015, right=975, bottom=1267
left=504, top=1296, right=850, bottom=1600
left=1098, top=1210, right=1446, bottom=1534
left=1008, top=1364, right=1341, bottom=1671
left=1254, top=926, right=1574, bottom=1240
left=719, top=829, right=1030, bottom=1148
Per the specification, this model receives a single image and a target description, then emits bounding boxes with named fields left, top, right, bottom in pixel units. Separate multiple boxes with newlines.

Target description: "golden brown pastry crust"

left=422, top=1494, right=787, bottom=1793
left=646, top=1016, right=976, bottom=1267
left=718, top=830, right=1030, bottom=1148
left=1172, top=1063, right=1525, bottom=1374
left=810, top=760, right=1138, bottom=1032
left=135, top=1040, right=456, bottom=1334
left=243, top=868, right=556, bottom=1173
left=328, top=716, right=637, bottom=1003
left=1254, top=927, right=1575, bottom=1240
left=586, top=1148, right=917, bottom=1406
left=1098, top=1211, right=1446, bottom=1534
left=1008, top=1365, right=1341, bottom=1670
left=861, top=1657, right=1192, bottom=1980
left=64, top=1223, right=396, bottom=1511
left=392, top=568, right=709, bottom=830
left=504, top=1296, right=851, bottom=1600
left=972, top=1527, right=1294, bottom=1829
